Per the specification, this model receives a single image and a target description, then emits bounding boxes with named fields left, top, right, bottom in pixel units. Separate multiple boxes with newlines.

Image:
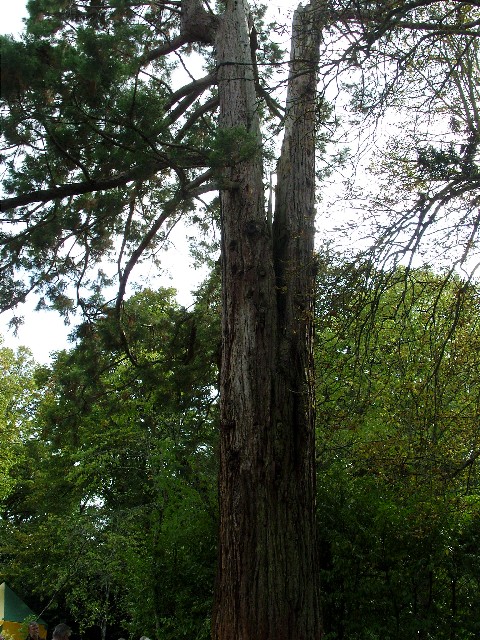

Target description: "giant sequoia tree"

left=1, top=0, right=324, bottom=637
left=1, top=1, right=479, bottom=638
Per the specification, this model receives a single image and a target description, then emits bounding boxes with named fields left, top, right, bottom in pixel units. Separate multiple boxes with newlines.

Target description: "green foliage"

left=0, top=0, right=210, bottom=315
left=417, top=143, right=479, bottom=181
left=0, top=339, right=38, bottom=504
left=208, top=126, right=261, bottom=168
left=0, top=36, right=45, bottom=99
left=3, top=256, right=480, bottom=638
left=316, top=259, right=480, bottom=639
left=0, top=284, right=220, bottom=637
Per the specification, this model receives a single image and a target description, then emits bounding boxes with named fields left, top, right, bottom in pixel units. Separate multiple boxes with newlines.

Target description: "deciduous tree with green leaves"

left=0, top=339, right=38, bottom=503
left=315, top=259, right=480, bottom=639
left=1, top=286, right=220, bottom=639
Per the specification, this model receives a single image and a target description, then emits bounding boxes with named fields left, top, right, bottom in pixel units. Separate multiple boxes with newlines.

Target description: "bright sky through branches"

left=0, top=1, right=210, bottom=362
left=2, top=2, right=478, bottom=360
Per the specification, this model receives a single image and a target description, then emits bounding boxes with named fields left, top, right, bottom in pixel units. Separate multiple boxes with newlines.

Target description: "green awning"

left=0, top=583, right=46, bottom=625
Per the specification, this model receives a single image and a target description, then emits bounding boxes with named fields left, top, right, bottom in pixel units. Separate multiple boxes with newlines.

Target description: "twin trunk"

left=212, top=1, right=323, bottom=638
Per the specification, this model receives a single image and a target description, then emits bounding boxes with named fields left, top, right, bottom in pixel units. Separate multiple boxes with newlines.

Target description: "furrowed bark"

left=213, top=0, right=277, bottom=636
left=272, top=1, right=324, bottom=637
left=212, top=0, right=323, bottom=637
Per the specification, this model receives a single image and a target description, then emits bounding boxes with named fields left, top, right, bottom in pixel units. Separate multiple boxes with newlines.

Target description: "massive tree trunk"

left=212, top=0, right=323, bottom=638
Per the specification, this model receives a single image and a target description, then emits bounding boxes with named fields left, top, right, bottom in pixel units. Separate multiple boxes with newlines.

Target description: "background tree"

left=0, top=339, right=38, bottom=504
left=3, top=258, right=479, bottom=639
left=315, top=256, right=480, bottom=640
left=1, top=284, right=220, bottom=640
left=319, top=0, right=480, bottom=276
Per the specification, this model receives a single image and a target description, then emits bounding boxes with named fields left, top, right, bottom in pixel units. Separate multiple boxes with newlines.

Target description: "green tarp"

left=0, top=583, right=46, bottom=625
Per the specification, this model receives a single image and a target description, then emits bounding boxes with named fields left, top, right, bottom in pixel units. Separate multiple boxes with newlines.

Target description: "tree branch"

left=0, top=153, right=209, bottom=212
left=163, top=72, right=216, bottom=111
left=175, top=96, right=219, bottom=140
left=449, top=449, right=480, bottom=478
left=140, top=34, right=190, bottom=65
left=0, top=165, right=159, bottom=212
left=114, top=166, right=218, bottom=363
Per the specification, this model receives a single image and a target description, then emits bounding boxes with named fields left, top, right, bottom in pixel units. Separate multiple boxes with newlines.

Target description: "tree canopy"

left=0, top=339, right=37, bottom=503
left=318, top=0, right=480, bottom=275
left=1, top=1, right=478, bottom=320
left=1, top=284, right=220, bottom=639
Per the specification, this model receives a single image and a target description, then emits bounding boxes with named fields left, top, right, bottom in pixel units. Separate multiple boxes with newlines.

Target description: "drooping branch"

left=0, top=149, right=211, bottom=212
left=165, top=84, right=211, bottom=126
left=115, top=167, right=216, bottom=308
left=163, top=72, right=216, bottom=112
left=247, top=15, right=285, bottom=121
left=114, top=167, right=216, bottom=363
left=175, top=96, right=219, bottom=140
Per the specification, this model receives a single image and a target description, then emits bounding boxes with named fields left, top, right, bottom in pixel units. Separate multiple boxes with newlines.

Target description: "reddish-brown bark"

left=212, top=1, right=323, bottom=637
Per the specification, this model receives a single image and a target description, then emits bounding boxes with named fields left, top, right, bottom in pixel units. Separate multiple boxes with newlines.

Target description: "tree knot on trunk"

left=244, top=220, right=260, bottom=237
left=181, top=0, right=219, bottom=45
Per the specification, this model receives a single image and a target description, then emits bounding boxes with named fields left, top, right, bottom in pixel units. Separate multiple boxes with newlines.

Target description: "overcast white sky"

left=0, top=1, right=208, bottom=363
left=1, top=1, right=28, bottom=36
